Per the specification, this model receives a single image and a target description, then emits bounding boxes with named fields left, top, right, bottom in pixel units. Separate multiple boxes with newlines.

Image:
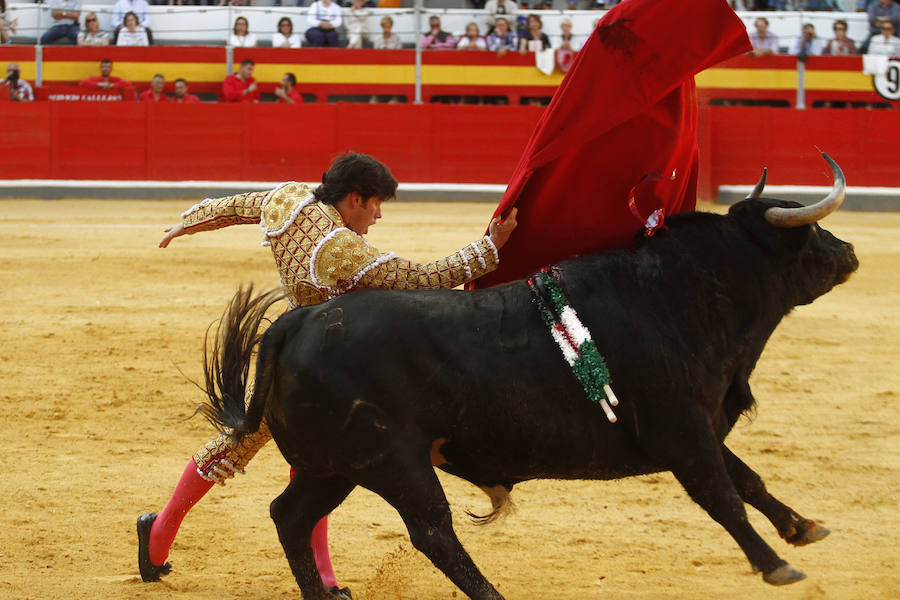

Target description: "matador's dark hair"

left=314, top=152, right=398, bottom=206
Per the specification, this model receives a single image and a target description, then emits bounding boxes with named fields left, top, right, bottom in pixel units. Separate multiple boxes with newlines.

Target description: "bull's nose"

left=838, top=245, right=859, bottom=283
left=846, top=244, right=859, bottom=272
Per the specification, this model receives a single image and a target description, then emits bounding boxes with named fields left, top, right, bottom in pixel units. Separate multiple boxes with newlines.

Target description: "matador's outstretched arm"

left=159, top=189, right=270, bottom=248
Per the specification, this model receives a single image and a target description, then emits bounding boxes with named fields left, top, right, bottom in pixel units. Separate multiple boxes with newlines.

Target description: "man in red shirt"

left=139, top=74, right=169, bottom=102
left=274, top=72, right=304, bottom=104
left=172, top=78, right=201, bottom=103
left=222, top=58, right=259, bottom=103
left=79, top=58, right=131, bottom=90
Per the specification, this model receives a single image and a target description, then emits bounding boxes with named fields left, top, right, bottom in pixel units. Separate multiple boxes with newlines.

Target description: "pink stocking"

left=149, top=460, right=215, bottom=565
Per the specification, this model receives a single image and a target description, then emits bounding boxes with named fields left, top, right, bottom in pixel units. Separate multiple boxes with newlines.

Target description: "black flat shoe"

left=137, top=512, right=172, bottom=582
left=327, top=586, right=352, bottom=599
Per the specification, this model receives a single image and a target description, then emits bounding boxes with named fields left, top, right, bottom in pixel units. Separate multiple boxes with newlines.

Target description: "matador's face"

left=342, top=195, right=383, bottom=236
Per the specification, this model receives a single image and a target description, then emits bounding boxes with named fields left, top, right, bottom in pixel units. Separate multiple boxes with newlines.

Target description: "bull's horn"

left=765, top=153, right=845, bottom=228
left=746, top=168, right=768, bottom=199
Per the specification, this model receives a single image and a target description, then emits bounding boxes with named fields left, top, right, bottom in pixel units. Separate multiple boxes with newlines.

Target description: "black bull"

left=202, top=155, right=858, bottom=600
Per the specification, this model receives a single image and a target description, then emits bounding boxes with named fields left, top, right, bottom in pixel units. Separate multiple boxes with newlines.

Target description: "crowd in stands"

left=748, top=0, right=900, bottom=56
left=4, top=0, right=899, bottom=105
left=12, top=0, right=894, bottom=55
left=2, top=55, right=305, bottom=103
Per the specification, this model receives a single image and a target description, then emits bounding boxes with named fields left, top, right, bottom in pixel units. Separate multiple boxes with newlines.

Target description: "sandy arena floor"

left=0, top=199, right=896, bottom=600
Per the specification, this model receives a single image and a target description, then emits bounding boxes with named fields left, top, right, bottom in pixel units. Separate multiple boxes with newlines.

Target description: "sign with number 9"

left=874, top=60, right=900, bottom=101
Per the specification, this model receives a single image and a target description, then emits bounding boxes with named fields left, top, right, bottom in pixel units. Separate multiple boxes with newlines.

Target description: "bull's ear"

left=729, top=198, right=812, bottom=251
left=727, top=197, right=766, bottom=219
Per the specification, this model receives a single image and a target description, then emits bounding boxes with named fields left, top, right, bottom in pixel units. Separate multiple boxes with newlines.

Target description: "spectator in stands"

left=77, top=12, right=110, bottom=46
left=518, top=13, right=550, bottom=54
left=373, top=15, right=402, bottom=50
left=346, top=0, right=371, bottom=49
left=112, top=0, right=151, bottom=44
left=825, top=19, right=857, bottom=55
left=862, top=0, right=900, bottom=53
left=40, top=0, right=80, bottom=45
left=421, top=15, right=455, bottom=49
left=172, top=78, right=200, bottom=103
left=1, top=0, right=19, bottom=45
left=486, top=16, right=517, bottom=55
left=117, top=11, right=149, bottom=46
left=274, top=17, right=302, bottom=49
left=229, top=16, right=257, bottom=48
left=457, top=22, right=487, bottom=51
left=749, top=17, right=779, bottom=56
left=79, top=58, right=132, bottom=89
left=867, top=21, right=900, bottom=55
left=305, top=0, right=342, bottom=47
left=868, top=0, right=900, bottom=35
left=222, top=58, right=259, bottom=102
left=139, top=73, right=168, bottom=102
left=790, top=23, right=825, bottom=57
left=3, top=62, right=33, bottom=102
left=555, top=17, right=579, bottom=73
left=484, top=0, right=518, bottom=35
left=557, top=17, right=580, bottom=52
left=274, top=72, right=304, bottom=104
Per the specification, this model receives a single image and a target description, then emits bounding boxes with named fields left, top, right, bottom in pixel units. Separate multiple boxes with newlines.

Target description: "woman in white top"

left=77, top=12, right=110, bottom=46
left=305, top=0, right=342, bottom=47
left=229, top=16, right=257, bottom=48
left=373, top=15, right=402, bottom=50
left=117, top=11, right=149, bottom=46
left=273, top=16, right=302, bottom=49
left=456, top=22, right=487, bottom=51
left=557, top=18, right=581, bottom=53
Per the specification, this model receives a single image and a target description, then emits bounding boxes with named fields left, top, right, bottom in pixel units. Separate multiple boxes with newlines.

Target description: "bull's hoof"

left=763, top=564, right=807, bottom=586
left=137, top=513, right=172, bottom=582
left=788, top=520, right=830, bottom=547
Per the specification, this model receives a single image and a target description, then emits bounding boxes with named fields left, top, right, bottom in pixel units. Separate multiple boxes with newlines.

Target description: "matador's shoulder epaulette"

left=259, top=182, right=317, bottom=237
left=309, top=228, right=395, bottom=296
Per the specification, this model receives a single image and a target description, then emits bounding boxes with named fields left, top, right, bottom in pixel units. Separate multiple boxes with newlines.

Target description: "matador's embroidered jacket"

left=181, top=182, right=500, bottom=476
left=181, top=182, right=500, bottom=308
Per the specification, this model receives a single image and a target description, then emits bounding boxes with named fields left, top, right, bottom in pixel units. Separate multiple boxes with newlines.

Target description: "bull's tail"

left=197, top=285, right=286, bottom=438
left=466, top=484, right=515, bottom=526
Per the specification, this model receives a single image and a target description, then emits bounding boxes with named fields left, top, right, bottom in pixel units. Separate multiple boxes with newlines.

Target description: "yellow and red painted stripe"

left=0, top=46, right=891, bottom=105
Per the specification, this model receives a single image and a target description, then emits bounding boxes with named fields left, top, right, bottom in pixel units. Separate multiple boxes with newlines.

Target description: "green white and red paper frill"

left=529, top=268, right=619, bottom=423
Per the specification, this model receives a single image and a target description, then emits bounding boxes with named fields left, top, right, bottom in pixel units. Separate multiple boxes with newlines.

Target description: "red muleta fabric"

left=473, top=0, right=751, bottom=289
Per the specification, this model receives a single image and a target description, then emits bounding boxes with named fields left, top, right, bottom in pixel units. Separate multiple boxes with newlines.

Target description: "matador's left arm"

left=310, top=229, right=500, bottom=297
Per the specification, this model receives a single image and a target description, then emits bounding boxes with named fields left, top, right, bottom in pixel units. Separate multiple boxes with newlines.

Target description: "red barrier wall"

left=0, top=102, right=542, bottom=184
left=1, top=102, right=898, bottom=193
left=697, top=106, right=900, bottom=198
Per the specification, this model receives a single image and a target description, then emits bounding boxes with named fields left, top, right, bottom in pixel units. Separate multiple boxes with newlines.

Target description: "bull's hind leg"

left=357, top=443, right=504, bottom=600
left=270, top=475, right=355, bottom=600
left=645, top=408, right=805, bottom=586
left=722, top=445, right=830, bottom=546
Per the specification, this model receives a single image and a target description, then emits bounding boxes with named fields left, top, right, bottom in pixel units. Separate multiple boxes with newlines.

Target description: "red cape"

left=474, top=0, right=751, bottom=288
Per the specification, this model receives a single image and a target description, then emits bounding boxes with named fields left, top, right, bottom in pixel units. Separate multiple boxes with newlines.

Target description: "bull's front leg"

left=644, top=408, right=806, bottom=586
left=721, top=445, right=830, bottom=546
